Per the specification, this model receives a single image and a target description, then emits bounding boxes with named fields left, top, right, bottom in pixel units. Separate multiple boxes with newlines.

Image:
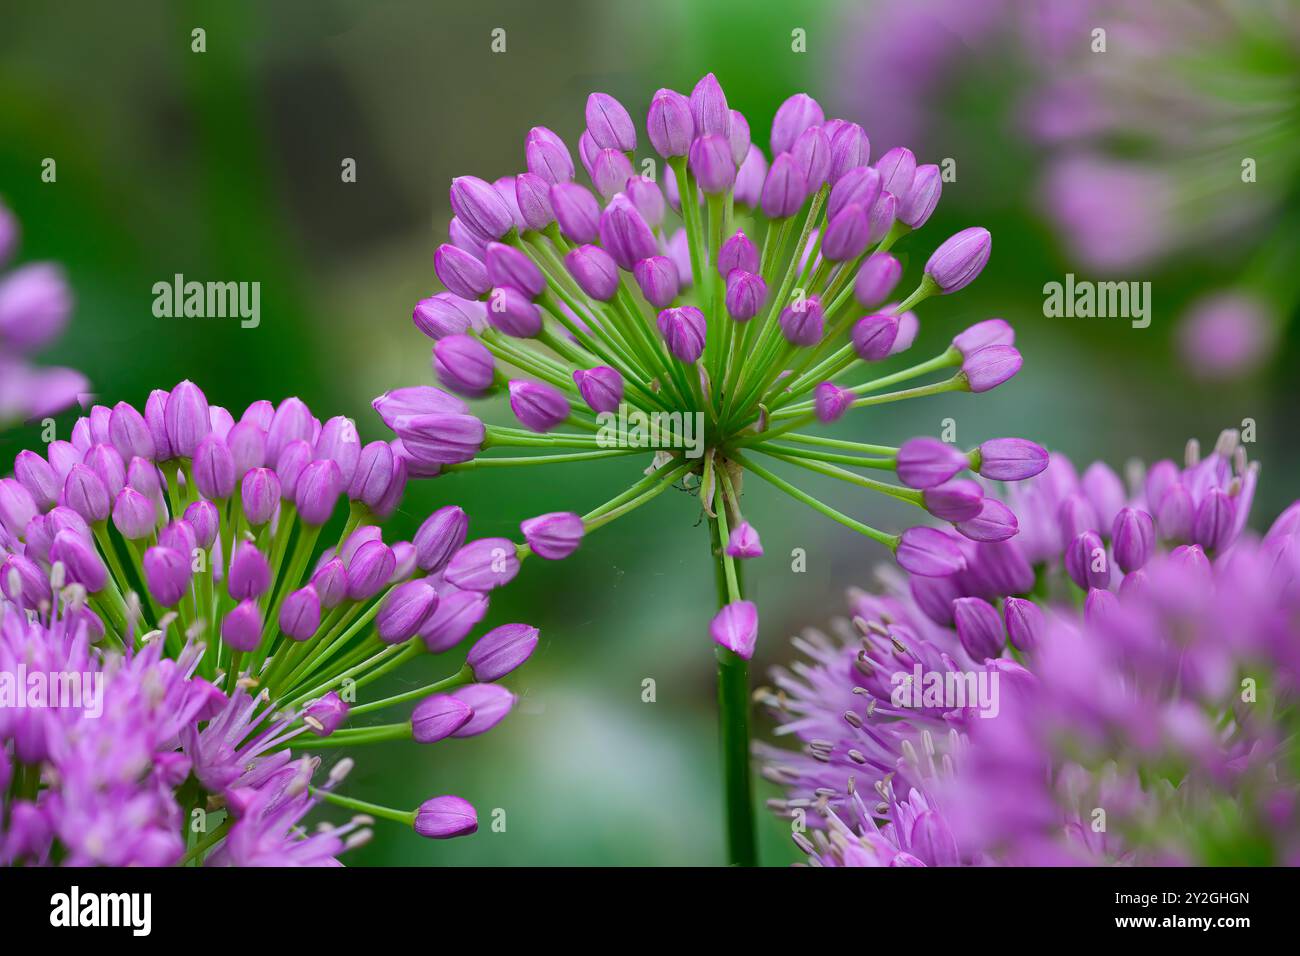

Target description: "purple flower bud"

left=633, top=256, right=680, bottom=309
left=688, top=135, right=736, bottom=194
left=761, top=152, right=808, bottom=219
left=852, top=253, right=902, bottom=310
left=717, top=231, right=759, bottom=277
left=955, top=498, right=1018, bottom=542
left=412, top=694, right=473, bottom=743
left=564, top=244, right=620, bottom=302
left=51, top=529, right=107, bottom=592
left=274, top=441, right=312, bottom=493
left=410, top=505, right=468, bottom=574
left=414, top=795, right=477, bottom=839
left=377, top=579, right=440, bottom=644
left=791, top=125, right=831, bottom=191
left=828, top=165, right=881, bottom=222
left=507, top=173, right=554, bottom=234
left=507, top=380, right=570, bottom=433
left=900, top=164, right=942, bottom=228
left=690, top=73, right=731, bottom=138
left=876, top=146, right=916, bottom=199
left=771, top=93, right=824, bottom=156
left=13, top=450, right=58, bottom=511
left=829, top=123, right=871, bottom=184
left=143, top=545, right=191, bottom=606
left=303, top=690, right=346, bottom=736
left=1002, top=597, right=1043, bottom=652
left=813, top=382, right=853, bottom=423
left=728, top=110, right=751, bottom=165
left=1, top=554, right=51, bottom=609
left=108, top=401, right=154, bottom=462
left=525, top=127, right=574, bottom=184
left=434, top=244, right=490, bottom=300
left=550, top=182, right=601, bottom=244
left=735, top=144, right=768, bottom=207
left=821, top=204, right=871, bottom=262
left=846, top=313, right=900, bottom=366
left=184, top=499, right=218, bottom=550
left=413, top=293, right=485, bottom=340
left=779, top=296, right=824, bottom=347
left=953, top=596, right=1005, bottom=660
left=926, top=227, right=992, bottom=293
left=309, top=417, right=359, bottom=489
left=710, top=599, right=758, bottom=660
left=586, top=92, right=636, bottom=152
left=646, top=88, right=694, bottom=157
left=450, top=684, right=515, bottom=736
left=591, top=147, right=635, bottom=200
left=340, top=525, right=382, bottom=566
left=191, top=434, right=235, bottom=500
left=62, top=464, right=110, bottom=523
left=724, top=270, right=767, bottom=321
left=145, top=389, right=173, bottom=461
left=484, top=242, right=545, bottom=300
left=1065, top=530, right=1110, bottom=590
left=572, top=366, right=624, bottom=414
left=599, top=194, right=658, bottom=270
left=390, top=413, right=485, bottom=467
left=295, top=459, right=343, bottom=526
left=976, top=437, right=1048, bottom=480
left=85, top=444, right=126, bottom=499
left=390, top=540, right=417, bottom=581
left=923, top=479, right=984, bottom=523
left=896, top=527, right=967, bottom=577
left=0, top=477, right=37, bottom=538
left=961, top=345, right=1021, bottom=393
left=867, top=192, right=896, bottom=245
left=226, top=540, right=270, bottom=600
left=520, top=511, right=584, bottom=560
left=345, top=540, right=397, bottom=602
left=225, top=421, right=267, bottom=480
left=621, top=179, right=663, bottom=230
left=164, top=380, right=211, bottom=459
left=725, top=521, right=763, bottom=559
left=468, top=622, right=539, bottom=680
left=1154, top=482, right=1193, bottom=542
left=896, top=438, right=968, bottom=489
left=449, top=216, right=487, bottom=258
left=111, top=487, right=156, bottom=540
left=157, top=519, right=196, bottom=557
left=240, top=467, right=280, bottom=526
left=420, top=587, right=490, bottom=653
left=444, top=538, right=521, bottom=591
left=433, top=334, right=495, bottom=396
left=1057, top=493, right=1098, bottom=542
left=311, top=558, right=348, bottom=609
left=657, top=306, right=707, bottom=362
left=450, top=175, right=515, bottom=242
left=484, top=285, right=542, bottom=338
left=221, top=598, right=263, bottom=653
left=1193, top=487, right=1235, bottom=552
left=1111, top=507, right=1155, bottom=573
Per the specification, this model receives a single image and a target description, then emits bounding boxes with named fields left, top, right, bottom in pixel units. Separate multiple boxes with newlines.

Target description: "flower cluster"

left=403, top=73, right=1048, bottom=664
left=1, top=381, right=537, bottom=864
left=760, top=429, right=1300, bottom=865
left=0, top=199, right=87, bottom=427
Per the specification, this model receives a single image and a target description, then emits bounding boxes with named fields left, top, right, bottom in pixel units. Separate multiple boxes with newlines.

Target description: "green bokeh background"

left=2, top=0, right=1296, bottom=865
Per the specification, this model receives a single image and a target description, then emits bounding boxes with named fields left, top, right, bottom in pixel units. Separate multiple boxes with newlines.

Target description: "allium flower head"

left=1, top=382, right=537, bottom=865
left=761, top=428, right=1299, bottom=866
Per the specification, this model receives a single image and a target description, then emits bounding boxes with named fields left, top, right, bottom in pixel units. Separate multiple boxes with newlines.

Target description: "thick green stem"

left=707, top=513, right=757, bottom=867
